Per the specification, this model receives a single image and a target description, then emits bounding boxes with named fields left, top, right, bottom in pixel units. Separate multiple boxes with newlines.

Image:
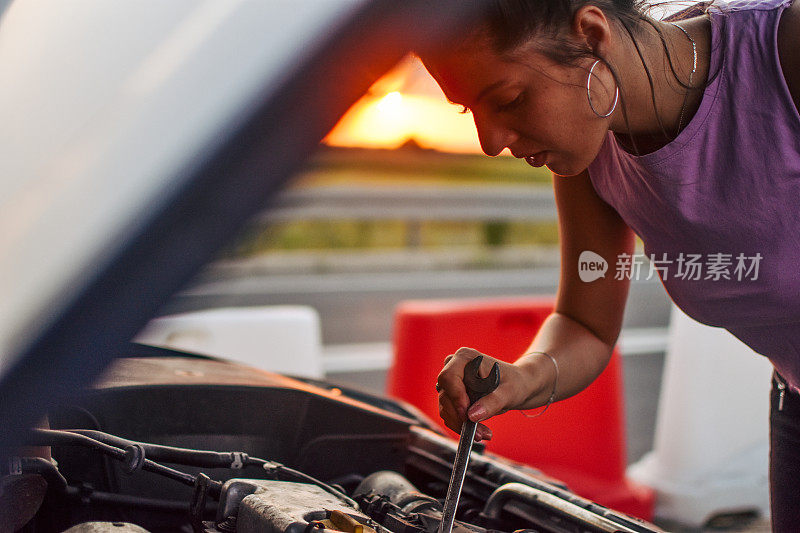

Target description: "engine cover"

left=222, top=480, right=373, bottom=533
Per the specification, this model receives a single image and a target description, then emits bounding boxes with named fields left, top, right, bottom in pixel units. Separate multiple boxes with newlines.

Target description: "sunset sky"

left=324, top=56, right=487, bottom=154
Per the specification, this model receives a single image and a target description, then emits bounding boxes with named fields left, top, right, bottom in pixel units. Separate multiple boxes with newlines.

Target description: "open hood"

left=0, top=0, right=484, bottom=453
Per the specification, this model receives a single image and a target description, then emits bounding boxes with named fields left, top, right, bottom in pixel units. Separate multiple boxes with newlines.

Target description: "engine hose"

left=29, top=429, right=352, bottom=509
left=248, top=457, right=358, bottom=509
left=353, top=471, right=440, bottom=513
left=12, top=457, right=68, bottom=493
left=25, top=429, right=222, bottom=497
left=482, top=483, right=640, bottom=533
left=63, top=485, right=217, bottom=513
left=66, top=429, right=355, bottom=509
left=67, top=429, right=252, bottom=470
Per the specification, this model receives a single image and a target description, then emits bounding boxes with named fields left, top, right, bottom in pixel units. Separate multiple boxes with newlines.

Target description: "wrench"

left=438, top=355, right=500, bottom=533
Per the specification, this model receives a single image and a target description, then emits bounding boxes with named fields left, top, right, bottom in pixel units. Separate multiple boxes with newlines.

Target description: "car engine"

left=3, top=347, right=660, bottom=533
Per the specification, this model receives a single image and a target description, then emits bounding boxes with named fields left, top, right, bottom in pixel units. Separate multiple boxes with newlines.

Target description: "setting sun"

left=324, top=57, right=487, bottom=154
left=376, top=91, right=404, bottom=116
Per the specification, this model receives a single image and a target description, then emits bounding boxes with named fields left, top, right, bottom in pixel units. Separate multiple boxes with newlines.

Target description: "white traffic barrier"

left=628, top=305, right=772, bottom=527
left=135, top=306, right=323, bottom=378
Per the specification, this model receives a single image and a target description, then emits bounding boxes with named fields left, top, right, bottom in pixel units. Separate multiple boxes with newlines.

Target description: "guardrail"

left=258, top=184, right=557, bottom=222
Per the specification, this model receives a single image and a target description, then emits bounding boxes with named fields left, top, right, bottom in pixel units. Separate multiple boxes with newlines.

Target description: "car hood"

left=0, top=0, right=484, bottom=453
left=1, top=0, right=362, bottom=371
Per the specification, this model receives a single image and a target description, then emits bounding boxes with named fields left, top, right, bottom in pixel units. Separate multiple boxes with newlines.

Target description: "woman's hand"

left=435, top=347, right=547, bottom=441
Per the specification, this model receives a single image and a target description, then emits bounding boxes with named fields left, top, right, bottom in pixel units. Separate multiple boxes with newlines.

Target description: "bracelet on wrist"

left=520, top=351, right=559, bottom=419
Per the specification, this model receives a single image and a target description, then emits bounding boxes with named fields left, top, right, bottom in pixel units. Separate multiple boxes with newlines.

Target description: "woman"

left=425, top=0, right=800, bottom=527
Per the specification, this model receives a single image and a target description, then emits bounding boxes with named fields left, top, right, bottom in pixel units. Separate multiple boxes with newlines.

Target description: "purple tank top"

left=587, top=0, right=800, bottom=388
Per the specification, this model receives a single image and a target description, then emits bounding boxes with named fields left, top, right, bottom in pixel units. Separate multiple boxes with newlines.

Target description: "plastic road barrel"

left=387, top=296, right=654, bottom=520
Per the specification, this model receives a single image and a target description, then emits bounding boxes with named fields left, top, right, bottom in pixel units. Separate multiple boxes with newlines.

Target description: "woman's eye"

left=497, top=93, right=524, bottom=112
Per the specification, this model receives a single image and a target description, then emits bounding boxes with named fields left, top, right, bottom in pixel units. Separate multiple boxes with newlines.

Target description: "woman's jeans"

left=770, top=371, right=800, bottom=531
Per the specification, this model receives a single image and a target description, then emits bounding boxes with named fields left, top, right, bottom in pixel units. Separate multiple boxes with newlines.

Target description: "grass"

left=234, top=220, right=560, bottom=256
left=231, top=144, right=559, bottom=256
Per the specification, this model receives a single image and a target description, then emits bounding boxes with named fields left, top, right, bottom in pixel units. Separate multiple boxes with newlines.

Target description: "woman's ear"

left=572, top=5, right=613, bottom=56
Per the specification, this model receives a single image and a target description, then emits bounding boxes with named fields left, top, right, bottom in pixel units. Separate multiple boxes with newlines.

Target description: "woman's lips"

left=524, top=152, right=547, bottom=168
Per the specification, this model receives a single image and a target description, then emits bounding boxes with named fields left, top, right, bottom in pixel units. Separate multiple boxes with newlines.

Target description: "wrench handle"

left=463, top=355, right=500, bottom=405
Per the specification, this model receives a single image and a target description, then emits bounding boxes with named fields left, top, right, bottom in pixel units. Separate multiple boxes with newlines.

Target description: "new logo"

left=578, top=251, right=608, bottom=282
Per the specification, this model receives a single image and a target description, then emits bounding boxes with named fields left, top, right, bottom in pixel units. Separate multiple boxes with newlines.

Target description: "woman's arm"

left=436, top=169, right=634, bottom=437
left=520, top=168, right=635, bottom=403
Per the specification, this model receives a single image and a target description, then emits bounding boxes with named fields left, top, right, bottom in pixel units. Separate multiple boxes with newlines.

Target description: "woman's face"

left=421, top=39, right=614, bottom=177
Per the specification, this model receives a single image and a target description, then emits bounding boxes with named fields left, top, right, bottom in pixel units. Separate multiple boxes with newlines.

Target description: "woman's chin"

left=546, top=158, right=587, bottom=177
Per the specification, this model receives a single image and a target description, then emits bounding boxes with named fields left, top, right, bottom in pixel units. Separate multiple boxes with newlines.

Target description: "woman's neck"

left=608, top=15, right=712, bottom=153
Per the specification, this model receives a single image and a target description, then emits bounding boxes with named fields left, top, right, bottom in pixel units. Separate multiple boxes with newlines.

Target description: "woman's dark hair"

left=480, top=0, right=645, bottom=63
left=468, top=0, right=719, bottom=150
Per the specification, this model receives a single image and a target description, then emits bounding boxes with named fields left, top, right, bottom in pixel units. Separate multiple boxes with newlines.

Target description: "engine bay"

left=3, top=350, right=660, bottom=533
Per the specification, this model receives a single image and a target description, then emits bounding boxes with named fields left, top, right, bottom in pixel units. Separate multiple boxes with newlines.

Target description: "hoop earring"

left=586, top=59, right=619, bottom=118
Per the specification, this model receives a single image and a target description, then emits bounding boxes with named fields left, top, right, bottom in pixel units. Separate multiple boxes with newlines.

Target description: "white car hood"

left=0, top=0, right=364, bottom=369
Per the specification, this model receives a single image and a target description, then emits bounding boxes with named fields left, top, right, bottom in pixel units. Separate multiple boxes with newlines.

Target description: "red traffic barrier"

left=387, top=296, right=654, bottom=520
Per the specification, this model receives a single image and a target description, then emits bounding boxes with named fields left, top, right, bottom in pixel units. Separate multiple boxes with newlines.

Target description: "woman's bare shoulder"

left=778, top=0, right=800, bottom=114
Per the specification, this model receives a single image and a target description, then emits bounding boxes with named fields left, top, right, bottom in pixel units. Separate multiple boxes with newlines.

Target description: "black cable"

left=25, top=429, right=221, bottom=496
left=248, top=457, right=358, bottom=508
left=32, top=428, right=354, bottom=509
left=64, top=428, right=355, bottom=507
left=67, top=429, right=251, bottom=469
left=63, top=486, right=217, bottom=514
left=61, top=407, right=119, bottom=493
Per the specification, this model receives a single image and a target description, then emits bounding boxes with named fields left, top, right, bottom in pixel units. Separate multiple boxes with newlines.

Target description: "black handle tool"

left=438, top=355, right=500, bottom=533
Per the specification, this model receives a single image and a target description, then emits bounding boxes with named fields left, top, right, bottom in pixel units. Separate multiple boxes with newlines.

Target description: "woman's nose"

left=474, top=114, right=518, bottom=157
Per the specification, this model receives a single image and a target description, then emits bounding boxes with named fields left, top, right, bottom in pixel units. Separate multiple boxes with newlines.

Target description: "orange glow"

left=376, top=91, right=404, bottom=116
left=324, top=58, right=485, bottom=154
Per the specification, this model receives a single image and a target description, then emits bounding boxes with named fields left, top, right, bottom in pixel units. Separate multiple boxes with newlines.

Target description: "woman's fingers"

left=437, top=348, right=485, bottom=418
left=438, top=389, right=463, bottom=433
left=475, top=423, right=493, bottom=442
left=467, top=382, right=514, bottom=422
left=436, top=347, right=529, bottom=440
left=440, top=393, right=493, bottom=441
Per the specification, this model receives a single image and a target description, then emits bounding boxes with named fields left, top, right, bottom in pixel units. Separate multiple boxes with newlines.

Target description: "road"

left=167, top=267, right=672, bottom=344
